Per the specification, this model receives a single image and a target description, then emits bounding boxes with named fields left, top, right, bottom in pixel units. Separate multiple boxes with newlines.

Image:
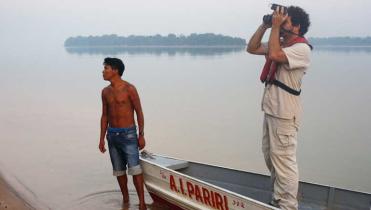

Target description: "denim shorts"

left=106, top=126, right=142, bottom=176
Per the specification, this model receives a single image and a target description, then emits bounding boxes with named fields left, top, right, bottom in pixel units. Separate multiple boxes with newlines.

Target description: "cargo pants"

left=262, top=113, right=299, bottom=210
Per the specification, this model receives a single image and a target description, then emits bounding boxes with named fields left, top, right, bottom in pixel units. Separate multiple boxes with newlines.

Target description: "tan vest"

left=261, top=43, right=311, bottom=125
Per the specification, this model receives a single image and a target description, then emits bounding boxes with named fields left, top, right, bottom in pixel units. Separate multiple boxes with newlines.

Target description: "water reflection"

left=65, top=45, right=371, bottom=56
left=64, top=46, right=245, bottom=56
left=314, top=45, right=371, bottom=53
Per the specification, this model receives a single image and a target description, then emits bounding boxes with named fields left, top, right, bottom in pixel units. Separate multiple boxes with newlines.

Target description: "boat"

left=140, top=152, right=371, bottom=210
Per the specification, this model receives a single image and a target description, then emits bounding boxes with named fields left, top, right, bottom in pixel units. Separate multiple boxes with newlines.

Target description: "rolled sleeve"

left=282, top=43, right=311, bottom=70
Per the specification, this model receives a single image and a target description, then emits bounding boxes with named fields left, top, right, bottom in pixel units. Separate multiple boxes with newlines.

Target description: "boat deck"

left=143, top=154, right=371, bottom=210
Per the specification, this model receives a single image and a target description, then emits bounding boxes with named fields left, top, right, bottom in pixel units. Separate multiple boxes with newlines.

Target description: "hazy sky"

left=1, top=0, right=370, bottom=46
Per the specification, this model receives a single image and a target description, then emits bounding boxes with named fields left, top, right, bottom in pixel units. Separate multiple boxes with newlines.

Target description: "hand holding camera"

left=263, top=4, right=288, bottom=27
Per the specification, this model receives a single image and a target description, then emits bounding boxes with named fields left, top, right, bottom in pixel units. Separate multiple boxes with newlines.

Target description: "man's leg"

left=270, top=151, right=298, bottom=210
left=262, top=114, right=276, bottom=191
left=117, top=175, right=129, bottom=203
left=123, top=127, right=146, bottom=209
left=133, top=174, right=146, bottom=210
left=267, top=115, right=299, bottom=210
left=107, top=134, right=130, bottom=204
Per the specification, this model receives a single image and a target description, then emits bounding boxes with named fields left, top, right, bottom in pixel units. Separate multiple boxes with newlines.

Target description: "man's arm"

left=247, top=24, right=270, bottom=55
left=99, top=89, right=108, bottom=153
left=268, top=8, right=289, bottom=63
left=128, top=85, right=145, bottom=150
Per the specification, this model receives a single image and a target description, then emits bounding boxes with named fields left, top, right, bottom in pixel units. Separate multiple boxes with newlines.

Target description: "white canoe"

left=140, top=152, right=371, bottom=210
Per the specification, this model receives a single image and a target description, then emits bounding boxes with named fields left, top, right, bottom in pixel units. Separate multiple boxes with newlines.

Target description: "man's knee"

left=128, top=165, right=143, bottom=176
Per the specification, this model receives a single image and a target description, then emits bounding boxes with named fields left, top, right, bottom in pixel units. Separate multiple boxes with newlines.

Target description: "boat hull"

left=141, top=155, right=277, bottom=210
left=140, top=153, right=371, bottom=210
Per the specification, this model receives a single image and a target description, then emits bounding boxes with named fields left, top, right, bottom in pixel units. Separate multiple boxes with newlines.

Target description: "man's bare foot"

left=139, top=202, right=147, bottom=210
left=123, top=196, right=129, bottom=204
left=121, top=198, right=130, bottom=210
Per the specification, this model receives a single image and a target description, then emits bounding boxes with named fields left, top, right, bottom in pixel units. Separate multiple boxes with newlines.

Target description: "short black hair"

left=103, top=57, right=125, bottom=76
left=287, top=6, right=310, bottom=36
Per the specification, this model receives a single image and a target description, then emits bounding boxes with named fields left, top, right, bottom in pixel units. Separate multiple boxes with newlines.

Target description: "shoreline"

left=63, top=44, right=371, bottom=48
left=0, top=174, right=34, bottom=210
left=64, top=45, right=246, bottom=48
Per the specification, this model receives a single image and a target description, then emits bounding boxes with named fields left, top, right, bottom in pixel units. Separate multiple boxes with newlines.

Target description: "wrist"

left=260, top=24, right=269, bottom=30
left=139, top=131, right=144, bottom=136
left=271, top=26, right=281, bottom=34
left=271, top=24, right=280, bottom=29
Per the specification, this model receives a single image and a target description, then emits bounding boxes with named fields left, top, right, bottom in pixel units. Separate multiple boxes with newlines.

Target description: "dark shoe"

left=268, top=199, right=281, bottom=208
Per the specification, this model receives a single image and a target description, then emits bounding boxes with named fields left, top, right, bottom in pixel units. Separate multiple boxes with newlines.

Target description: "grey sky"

left=1, top=0, right=370, bottom=47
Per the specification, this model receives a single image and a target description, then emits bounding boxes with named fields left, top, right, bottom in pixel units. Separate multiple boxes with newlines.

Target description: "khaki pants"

left=262, top=114, right=299, bottom=210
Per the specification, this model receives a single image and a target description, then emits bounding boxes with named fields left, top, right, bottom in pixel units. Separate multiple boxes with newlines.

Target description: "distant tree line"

left=65, top=34, right=371, bottom=47
left=65, top=46, right=244, bottom=56
left=309, top=37, right=371, bottom=46
left=64, top=33, right=246, bottom=47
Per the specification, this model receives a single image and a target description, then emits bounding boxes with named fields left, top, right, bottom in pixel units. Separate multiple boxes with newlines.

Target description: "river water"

left=0, top=44, right=370, bottom=209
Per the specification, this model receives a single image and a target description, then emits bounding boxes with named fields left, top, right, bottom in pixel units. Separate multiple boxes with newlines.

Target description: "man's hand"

left=99, top=140, right=106, bottom=153
left=138, top=135, right=146, bottom=150
left=272, top=6, right=288, bottom=28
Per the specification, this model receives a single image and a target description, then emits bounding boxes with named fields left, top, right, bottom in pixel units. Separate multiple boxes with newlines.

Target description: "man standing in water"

left=99, top=57, right=146, bottom=210
left=247, top=5, right=311, bottom=210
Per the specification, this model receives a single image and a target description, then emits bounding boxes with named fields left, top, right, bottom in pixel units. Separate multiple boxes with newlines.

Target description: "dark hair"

left=287, top=6, right=310, bottom=36
left=103, top=57, right=125, bottom=76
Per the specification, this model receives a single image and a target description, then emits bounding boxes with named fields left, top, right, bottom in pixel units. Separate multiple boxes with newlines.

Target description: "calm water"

left=0, top=44, right=370, bottom=209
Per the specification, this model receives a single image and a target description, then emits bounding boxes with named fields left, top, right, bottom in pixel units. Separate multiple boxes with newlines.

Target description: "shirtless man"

left=99, top=57, right=146, bottom=210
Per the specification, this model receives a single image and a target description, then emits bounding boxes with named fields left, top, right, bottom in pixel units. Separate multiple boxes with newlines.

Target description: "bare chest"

left=106, top=89, right=131, bottom=106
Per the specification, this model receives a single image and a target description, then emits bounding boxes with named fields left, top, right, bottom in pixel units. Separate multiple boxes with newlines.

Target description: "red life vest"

left=260, top=37, right=311, bottom=83
left=259, top=37, right=312, bottom=95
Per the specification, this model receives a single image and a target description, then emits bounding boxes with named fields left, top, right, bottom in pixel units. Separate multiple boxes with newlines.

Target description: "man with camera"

left=247, top=4, right=311, bottom=210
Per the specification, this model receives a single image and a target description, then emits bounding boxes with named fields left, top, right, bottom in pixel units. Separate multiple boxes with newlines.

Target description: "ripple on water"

left=62, top=190, right=170, bottom=210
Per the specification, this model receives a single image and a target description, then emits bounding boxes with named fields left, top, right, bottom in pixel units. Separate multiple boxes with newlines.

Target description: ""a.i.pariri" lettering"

left=169, top=174, right=229, bottom=210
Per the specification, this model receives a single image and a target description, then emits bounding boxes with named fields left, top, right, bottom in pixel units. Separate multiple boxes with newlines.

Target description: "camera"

left=262, top=4, right=287, bottom=25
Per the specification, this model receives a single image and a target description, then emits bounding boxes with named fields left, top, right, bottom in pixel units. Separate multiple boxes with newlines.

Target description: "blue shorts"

left=106, top=126, right=142, bottom=176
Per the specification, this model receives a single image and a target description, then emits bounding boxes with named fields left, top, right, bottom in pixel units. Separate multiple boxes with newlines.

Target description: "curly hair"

left=287, top=6, right=310, bottom=36
left=103, top=57, right=125, bottom=76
